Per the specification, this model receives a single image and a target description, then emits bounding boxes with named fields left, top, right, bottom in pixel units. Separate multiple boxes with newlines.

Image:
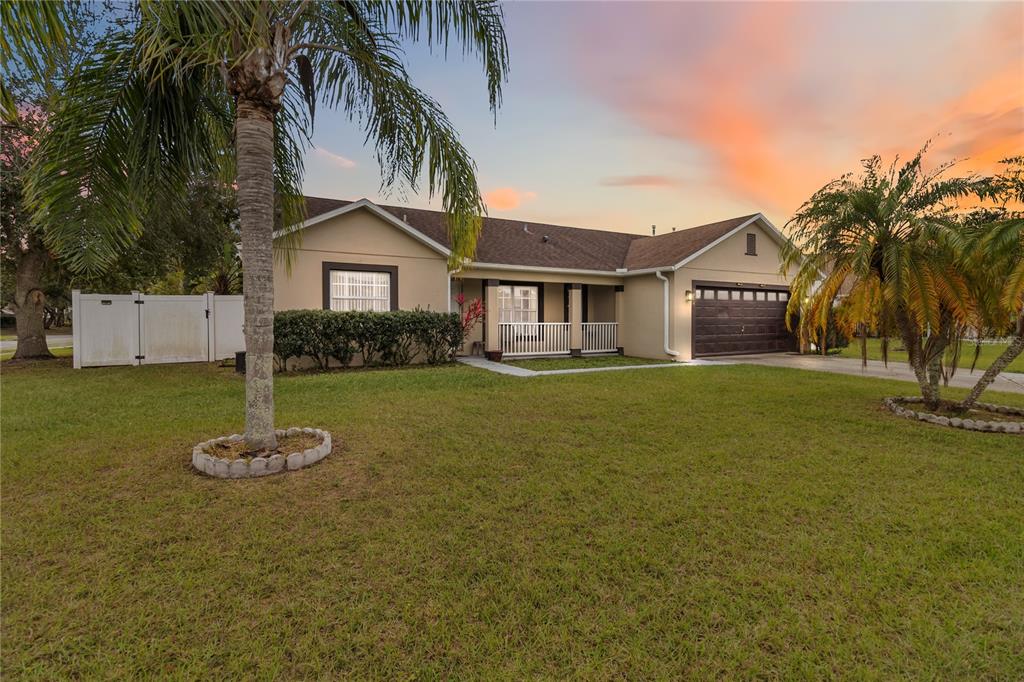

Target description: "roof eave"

left=461, top=261, right=625, bottom=278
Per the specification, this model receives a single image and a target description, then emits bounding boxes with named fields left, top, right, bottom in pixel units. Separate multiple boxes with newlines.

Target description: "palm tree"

left=780, top=147, right=976, bottom=411
left=17, top=1, right=508, bottom=450
left=197, top=243, right=244, bottom=296
left=958, top=158, right=1024, bottom=409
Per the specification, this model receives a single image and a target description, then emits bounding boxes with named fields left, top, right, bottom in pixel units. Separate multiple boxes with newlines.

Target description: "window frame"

left=321, top=261, right=398, bottom=311
left=497, top=282, right=542, bottom=325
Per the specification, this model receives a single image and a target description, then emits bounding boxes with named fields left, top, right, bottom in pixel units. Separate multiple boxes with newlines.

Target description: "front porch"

left=455, top=278, right=624, bottom=360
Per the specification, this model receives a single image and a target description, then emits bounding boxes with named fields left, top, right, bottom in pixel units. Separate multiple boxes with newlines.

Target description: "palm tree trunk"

left=960, top=318, right=1024, bottom=410
left=12, top=246, right=53, bottom=360
left=911, top=356, right=939, bottom=409
left=895, top=310, right=940, bottom=409
left=235, top=98, right=277, bottom=451
left=927, top=355, right=942, bottom=394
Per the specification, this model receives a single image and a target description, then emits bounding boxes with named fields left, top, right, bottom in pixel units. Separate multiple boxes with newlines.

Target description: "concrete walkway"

left=457, top=355, right=725, bottom=377
left=713, top=353, right=1024, bottom=395
left=0, top=334, right=73, bottom=352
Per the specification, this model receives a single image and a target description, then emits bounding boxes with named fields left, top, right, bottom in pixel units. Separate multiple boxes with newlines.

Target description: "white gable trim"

left=274, top=198, right=451, bottom=257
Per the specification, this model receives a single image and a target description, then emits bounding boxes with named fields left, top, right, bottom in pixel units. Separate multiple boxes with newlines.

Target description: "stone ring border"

left=192, top=428, right=333, bottom=478
left=883, top=397, right=1024, bottom=434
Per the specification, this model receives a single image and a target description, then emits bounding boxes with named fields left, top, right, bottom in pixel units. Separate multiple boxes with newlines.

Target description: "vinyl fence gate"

left=72, top=290, right=245, bottom=369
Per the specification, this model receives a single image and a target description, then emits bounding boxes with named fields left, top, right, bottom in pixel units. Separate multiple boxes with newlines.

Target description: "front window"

left=329, top=270, right=391, bottom=312
left=498, top=285, right=538, bottom=324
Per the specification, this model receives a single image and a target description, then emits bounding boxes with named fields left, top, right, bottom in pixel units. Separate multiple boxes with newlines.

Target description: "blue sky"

left=301, top=1, right=1023, bottom=235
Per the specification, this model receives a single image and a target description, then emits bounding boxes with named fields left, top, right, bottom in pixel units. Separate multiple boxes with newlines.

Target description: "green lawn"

left=2, top=359, right=1023, bottom=678
left=504, top=354, right=671, bottom=371
left=838, top=337, right=1024, bottom=373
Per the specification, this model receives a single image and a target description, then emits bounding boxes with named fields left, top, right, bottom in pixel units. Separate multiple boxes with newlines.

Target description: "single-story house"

left=273, top=197, right=797, bottom=361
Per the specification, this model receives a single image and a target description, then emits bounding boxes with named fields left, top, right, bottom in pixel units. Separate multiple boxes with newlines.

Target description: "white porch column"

left=614, top=284, right=625, bottom=355
left=569, top=283, right=583, bottom=356
left=484, top=279, right=500, bottom=358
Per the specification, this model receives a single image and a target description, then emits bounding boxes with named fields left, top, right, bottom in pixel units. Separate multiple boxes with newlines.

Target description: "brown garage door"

left=693, top=286, right=797, bottom=357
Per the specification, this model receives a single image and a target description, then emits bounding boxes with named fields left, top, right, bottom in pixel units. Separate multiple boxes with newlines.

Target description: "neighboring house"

left=273, top=197, right=797, bottom=361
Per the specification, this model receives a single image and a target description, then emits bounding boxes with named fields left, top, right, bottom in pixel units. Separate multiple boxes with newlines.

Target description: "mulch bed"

left=209, top=432, right=322, bottom=460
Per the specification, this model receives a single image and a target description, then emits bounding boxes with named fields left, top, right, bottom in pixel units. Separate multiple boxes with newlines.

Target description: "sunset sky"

left=302, top=1, right=1024, bottom=235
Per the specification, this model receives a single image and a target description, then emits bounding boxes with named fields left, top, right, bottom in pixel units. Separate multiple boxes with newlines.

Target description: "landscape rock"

left=193, top=429, right=334, bottom=478
left=229, top=459, right=248, bottom=478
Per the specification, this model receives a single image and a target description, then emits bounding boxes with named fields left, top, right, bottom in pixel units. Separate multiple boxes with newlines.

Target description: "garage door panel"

left=693, top=286, right=796, bottom=357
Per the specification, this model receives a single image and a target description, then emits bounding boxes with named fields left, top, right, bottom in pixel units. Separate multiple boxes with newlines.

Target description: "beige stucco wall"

left=671, top=222, right=792, bottom=360
left=274, top=209, right=449, bottom=312
left=588, top=285, right=616, bottom=322
left=621, top=272, right=675, bottom=360
left=542, top=283, right=564, bottom=323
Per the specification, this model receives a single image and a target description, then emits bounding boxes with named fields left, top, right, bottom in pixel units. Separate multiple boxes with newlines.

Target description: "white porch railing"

left=499, top=322, right=570, bottom=356
left=582, top=322, right=618, bottom=353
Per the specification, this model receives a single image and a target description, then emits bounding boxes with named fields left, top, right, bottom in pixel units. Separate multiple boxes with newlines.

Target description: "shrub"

left=273, top=309, right=462, bottom=371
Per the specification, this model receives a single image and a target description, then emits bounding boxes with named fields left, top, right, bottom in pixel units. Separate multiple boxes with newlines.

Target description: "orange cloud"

left=574, top=2, right=1023, bottom=221
left=484, top=187, right=537, bottom=211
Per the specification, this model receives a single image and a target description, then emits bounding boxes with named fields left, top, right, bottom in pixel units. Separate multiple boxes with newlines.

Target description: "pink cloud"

left=484, top=187, right=537, bottom=211
left=312, top=147, right=356, bottom=169
left=573, top=2, right=1023, bottom=217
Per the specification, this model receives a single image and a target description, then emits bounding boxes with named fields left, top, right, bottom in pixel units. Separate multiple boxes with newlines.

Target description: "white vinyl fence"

left=72, top=290, right=244, bottom=369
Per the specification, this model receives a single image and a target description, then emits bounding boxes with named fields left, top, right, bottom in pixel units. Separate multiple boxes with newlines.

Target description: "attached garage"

left=692, top=283, right=797, bottom=357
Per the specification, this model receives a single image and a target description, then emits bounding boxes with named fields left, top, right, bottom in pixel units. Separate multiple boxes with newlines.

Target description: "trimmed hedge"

left=274, top=309, right=463, bottom=370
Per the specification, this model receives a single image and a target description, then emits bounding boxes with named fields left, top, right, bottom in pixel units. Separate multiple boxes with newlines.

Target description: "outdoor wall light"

left=685, top=290, right=694, bottom=302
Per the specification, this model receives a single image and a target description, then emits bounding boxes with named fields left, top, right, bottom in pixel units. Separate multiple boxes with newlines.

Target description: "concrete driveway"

left=713, top=353, right=1024, bottom=395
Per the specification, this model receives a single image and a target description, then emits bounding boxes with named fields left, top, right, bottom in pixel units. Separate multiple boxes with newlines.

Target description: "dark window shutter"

left=746, top=233, right=757, bottom=255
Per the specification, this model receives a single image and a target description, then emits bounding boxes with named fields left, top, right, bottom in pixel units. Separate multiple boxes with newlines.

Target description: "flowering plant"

left=455, top=292, right=485, bottom=340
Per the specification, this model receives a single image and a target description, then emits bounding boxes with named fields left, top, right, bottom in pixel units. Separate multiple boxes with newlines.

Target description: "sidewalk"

left=715, top=353, right=1024, bottom=394
left=456, top=356, right=724, bottom=377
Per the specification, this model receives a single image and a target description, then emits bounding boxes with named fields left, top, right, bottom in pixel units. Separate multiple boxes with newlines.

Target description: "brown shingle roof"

left=302, top=196, right=759, bottom=272
left=622, top=215, right=758, bottom=270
